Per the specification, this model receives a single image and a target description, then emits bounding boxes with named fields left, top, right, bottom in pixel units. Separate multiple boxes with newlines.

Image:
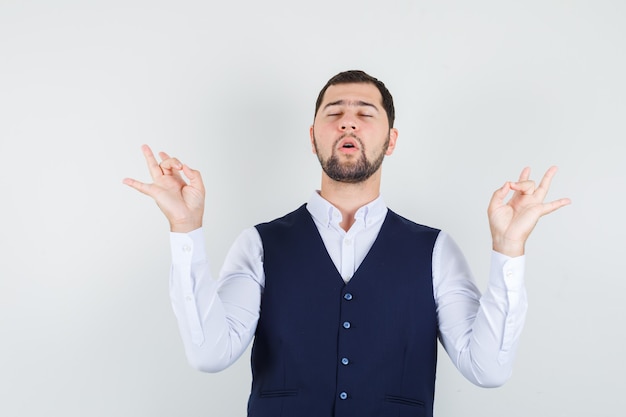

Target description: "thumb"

left=181, top=165, right=205, bottom=193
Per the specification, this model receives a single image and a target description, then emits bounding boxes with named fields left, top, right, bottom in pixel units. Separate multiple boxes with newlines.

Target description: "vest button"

left=342, top=321, right=351, bottom=329
left=343, top=293, right=353, bottom=301
left=341, top=357, right=349, bottom=365
left=339, top=391, right=348, bottom=400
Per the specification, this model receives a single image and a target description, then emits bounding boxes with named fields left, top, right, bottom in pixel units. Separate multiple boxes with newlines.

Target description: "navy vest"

left=250, top=205, right=440, bottom=417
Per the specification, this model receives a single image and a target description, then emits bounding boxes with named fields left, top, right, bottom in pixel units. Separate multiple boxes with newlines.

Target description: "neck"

left=319, top=171, right=382, bottom=231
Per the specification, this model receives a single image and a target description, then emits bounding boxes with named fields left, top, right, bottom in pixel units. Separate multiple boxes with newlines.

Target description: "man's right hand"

left=123, top=144, right=205, bottom=233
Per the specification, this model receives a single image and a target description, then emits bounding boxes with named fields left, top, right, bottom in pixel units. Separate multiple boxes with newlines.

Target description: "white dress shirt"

left=169, top=192, right=527, bottom=387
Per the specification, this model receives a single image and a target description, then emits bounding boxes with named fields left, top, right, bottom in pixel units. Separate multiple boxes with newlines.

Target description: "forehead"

left=320, top=82, right=383, bottom=107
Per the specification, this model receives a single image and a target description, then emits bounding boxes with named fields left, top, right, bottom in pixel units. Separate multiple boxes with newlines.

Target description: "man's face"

left=310, top=82, right=398, bottom=183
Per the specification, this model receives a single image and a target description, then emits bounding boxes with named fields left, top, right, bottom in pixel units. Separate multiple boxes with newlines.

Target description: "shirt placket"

left=339, top=216, right=365, bottom=283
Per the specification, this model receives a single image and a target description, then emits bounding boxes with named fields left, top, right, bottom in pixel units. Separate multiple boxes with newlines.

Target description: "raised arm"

left=437, top=167, right=570, bottom=387
left=123, top=144, right=205, bottom=232
left=124, top=145, right=262, bottom=372
left=488, top=166, right=571, bottom=257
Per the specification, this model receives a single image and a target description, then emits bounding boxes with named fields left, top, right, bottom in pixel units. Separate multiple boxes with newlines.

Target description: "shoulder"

left=386, top=209, right=441, bottom=236
left=255, top=204, right=309, bottom=233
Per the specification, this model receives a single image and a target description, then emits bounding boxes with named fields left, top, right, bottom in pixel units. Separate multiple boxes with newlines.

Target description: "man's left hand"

left=488, top=166, right=571, bottom=257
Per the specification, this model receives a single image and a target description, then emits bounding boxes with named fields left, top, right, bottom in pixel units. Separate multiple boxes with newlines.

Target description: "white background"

left=1, top=0, right=624, bottom=416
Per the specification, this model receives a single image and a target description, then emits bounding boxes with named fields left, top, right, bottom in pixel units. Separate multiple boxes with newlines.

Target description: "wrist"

left=170, top=220, right=202, bottom=233
left=492, top=238, right=525, bottom=257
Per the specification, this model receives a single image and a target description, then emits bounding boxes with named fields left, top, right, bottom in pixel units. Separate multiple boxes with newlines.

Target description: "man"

left=124, top=70, right=570, bottom=417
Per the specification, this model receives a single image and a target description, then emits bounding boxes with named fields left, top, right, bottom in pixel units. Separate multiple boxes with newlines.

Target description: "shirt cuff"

left=490, top=252, right=527, bottom=363
left=489, top=250, right=526, bottom=291
left=170, top=227, right=207, bottom=264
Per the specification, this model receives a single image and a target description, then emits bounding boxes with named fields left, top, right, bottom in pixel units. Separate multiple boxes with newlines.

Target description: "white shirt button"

left=182, top=244, right=192, bottom=253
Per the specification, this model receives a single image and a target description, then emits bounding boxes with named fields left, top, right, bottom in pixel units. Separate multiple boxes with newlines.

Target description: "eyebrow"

left=323, top=100, right=379, bottom=112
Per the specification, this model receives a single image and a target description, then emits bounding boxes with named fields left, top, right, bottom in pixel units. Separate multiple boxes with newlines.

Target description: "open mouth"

left=338, top=136, right=360, bottom=151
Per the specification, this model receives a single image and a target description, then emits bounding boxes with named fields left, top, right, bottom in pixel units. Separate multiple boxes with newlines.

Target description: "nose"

left=340, top=116, right=357, bottom=131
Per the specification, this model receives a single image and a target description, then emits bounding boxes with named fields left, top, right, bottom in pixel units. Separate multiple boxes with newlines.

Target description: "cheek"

left=312, top=129, right=333, bottom=147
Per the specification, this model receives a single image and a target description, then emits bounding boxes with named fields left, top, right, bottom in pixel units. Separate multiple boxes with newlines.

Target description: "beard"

left=313, top=132, right=390, bottom=183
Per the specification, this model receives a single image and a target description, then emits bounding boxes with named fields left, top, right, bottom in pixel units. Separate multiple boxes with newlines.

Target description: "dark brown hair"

left=314, top=70, right=395, bottom=128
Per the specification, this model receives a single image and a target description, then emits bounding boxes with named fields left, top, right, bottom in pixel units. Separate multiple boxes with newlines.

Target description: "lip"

left=337, top=136, right=360, bottom=153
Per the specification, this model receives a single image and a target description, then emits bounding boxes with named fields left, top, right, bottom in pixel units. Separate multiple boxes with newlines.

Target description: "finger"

left=141, top=144, right=163, bottom=180
left=181, top=164, right=205, bottom=192
left=510, top=180, right=536, bottom=195
left=488, top=181, right=512, bottom=213
left=534, top=166, right=559, bottom=200
left=156, top=151, right=183, bottom=176
left=158, top=157, right=183, bottom=174
left=122, top=177, right=154, bottom=197
left=158, top=151, right=180, bottom=167
left=518, top=166, right=531, bottom=182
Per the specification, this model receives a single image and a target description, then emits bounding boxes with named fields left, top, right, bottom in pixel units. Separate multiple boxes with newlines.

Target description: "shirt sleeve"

left=169, top=227, right=264, bottom=372
left=433, top=231, right=528, bottom=387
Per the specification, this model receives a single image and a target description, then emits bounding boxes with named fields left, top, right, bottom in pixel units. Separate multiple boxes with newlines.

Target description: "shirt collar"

left=306, top=191, right=388, bottom=229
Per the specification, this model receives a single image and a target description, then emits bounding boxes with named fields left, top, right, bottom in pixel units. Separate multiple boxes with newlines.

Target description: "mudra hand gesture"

left=123, top=144, right=206, bottom=233
left=488, top=166, right=571, bottom=257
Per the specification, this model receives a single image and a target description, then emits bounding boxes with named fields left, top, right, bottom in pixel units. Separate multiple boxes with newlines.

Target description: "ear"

left=309, top=125, right=317, bottom=154
left=385, top=128, right=399, bottom=156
